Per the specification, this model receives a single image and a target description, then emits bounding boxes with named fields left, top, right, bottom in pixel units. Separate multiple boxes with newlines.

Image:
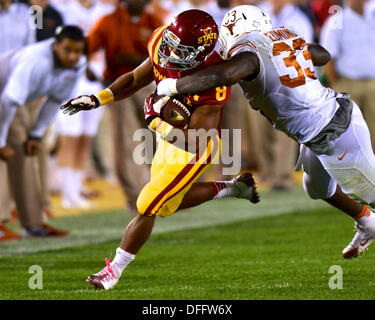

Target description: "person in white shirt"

left=54, top=0, right=114, bottom=209
left=0, top=0, right=36, bottom=54
left=321, top=0, right=375, bottom=150
left=259, top=0, right=314, bottom=42
left=155, top=5, right=375, bottom=258
left=0, top=0, right=36, bottom=240
left=0, top=26, right=86, bottom=238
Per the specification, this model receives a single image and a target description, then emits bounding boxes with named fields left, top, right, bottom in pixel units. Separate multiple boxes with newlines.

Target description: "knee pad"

left=303, top=172, right=336, bottom=200
left=301, top=146, right=337, bottom=200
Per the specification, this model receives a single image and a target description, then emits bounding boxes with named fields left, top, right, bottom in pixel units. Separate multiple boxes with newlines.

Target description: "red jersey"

left=147, top=25, right=231, bottom=112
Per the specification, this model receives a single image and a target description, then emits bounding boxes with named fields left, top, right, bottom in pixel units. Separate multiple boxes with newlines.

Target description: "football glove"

left=144, top=93, right=170, bottom=125
left=60, top=95, right=99, bottom=115
left=60, top=88, right=115, bottom=115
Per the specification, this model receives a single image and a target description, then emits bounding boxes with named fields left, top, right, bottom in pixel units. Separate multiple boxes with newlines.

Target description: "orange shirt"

left=89, top=5, right=163, bottom=81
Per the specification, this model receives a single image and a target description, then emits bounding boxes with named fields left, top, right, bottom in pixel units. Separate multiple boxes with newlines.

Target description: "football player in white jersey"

left=156, top=5, right=375, bottom=259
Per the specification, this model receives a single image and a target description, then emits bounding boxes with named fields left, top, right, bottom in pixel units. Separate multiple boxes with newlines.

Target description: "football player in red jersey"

left=61, top=9, right=259, bottom=290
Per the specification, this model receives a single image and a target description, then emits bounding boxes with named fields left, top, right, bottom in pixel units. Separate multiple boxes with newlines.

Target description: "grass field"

left=1, top=188, right=375, bottom=300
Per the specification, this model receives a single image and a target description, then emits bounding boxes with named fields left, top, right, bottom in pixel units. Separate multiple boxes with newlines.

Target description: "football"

left=156, top=95, right=191, bottom=128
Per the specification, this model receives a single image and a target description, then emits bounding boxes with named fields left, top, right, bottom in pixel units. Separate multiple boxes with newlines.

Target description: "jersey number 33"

left=272, top=38, right=316, bottom=88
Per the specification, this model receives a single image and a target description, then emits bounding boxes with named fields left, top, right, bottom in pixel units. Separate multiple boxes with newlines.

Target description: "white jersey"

left=0, top=39, right=85, bottom=106
left=222, top=28, right=342, bottom=143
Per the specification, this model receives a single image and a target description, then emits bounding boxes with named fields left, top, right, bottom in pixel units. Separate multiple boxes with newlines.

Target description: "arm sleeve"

left=26, top=22, right=37, bottom=46
left=320, top=15, right=341, bottom=59
left=2, top=61, right=38, bottom=107
left=28, top=98, right=60, bottom=138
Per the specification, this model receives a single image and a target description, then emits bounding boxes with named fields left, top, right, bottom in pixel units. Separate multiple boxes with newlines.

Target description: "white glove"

left=156, top=78, right=178, bottom=96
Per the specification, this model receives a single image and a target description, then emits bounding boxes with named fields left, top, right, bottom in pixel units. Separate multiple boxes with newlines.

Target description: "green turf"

left=1, top=203, right=374, bottom=300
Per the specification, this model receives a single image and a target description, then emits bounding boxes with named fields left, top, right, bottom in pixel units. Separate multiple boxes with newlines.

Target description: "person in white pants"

left=0, top=25, right=86, bottom=237
left=55, top=0, right=114, bottom=208
left=156, top=5, right=375, bottom=258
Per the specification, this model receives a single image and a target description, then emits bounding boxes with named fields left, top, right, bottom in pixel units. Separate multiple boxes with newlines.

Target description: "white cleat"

left=86, top=256, right=119, bottom=290
left=342, top=223, right=375, bottom=259
left=232, top=173, right=260, bottom=204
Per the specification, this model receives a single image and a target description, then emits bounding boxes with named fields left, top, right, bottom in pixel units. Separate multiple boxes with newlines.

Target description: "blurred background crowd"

left=1, top=0, right=375, bottom=240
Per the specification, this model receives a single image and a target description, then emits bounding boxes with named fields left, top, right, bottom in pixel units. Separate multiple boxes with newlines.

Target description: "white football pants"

left=302, top=103, right=375, bottom=208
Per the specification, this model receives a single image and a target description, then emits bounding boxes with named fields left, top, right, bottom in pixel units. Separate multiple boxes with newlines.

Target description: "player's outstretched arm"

left=108, top=58, right=154, bottom=101
left=60, top=59, right=154, bottom=115
left=308, top=44, right=331, bottom=66
left=157, top=52, right=260, bottom=96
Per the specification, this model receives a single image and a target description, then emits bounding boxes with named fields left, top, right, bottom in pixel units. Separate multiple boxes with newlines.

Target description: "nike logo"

left=338, top=151, right=347, bottom=161
left=360, top=239, right=369, bottom=247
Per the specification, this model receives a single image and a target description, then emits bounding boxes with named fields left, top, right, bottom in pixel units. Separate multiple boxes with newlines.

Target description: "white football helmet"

left=219, top=5, right=272, bottom=58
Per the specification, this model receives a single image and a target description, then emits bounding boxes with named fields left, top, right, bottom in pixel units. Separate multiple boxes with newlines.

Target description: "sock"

left=355, top=205, right=375, bottom=228
left=111, top=247, right=135, bottom=277
left=58, top=167, right=75, bottom=202
left=354, top=205, right=371, bottom=220
left=210, top=181, right=235, bottom=199
left=73, top=170, right=84, bottom=195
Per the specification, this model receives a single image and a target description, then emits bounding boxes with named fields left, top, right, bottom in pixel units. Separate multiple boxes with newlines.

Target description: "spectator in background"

left=88, top=0, right=163, bottom=211
left=310, top=0, right=337, bottom=40
left=311, top=0, right=338, bottom=27
left=0, top=0, right=36, bottom=54
left=231, top=0, right=261, bottom=6
left=260, top=0, right=314, bottom=42
left=29, top=0, right=64, bottom=41
left=296, top=0, right=319, bottom=40
left=206, top=0, right=231, bottom=27
left=55, top=0, right=114, bottom=209
left=149, top=0, right=170, bottom=24
left=0, top=0, right=36, bottom=240
left=0, top=26, right=86, bottom=239
left=321, top=0, right=375, bottom=150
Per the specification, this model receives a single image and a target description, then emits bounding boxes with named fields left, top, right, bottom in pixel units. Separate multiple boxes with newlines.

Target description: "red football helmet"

left=158, top=9, right=218, bottom=71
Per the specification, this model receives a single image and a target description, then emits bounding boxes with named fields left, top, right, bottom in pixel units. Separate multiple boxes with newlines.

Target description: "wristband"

left=149, top=117, right=174, bottom=139
left=95, top=88, right=114, bottom=106
left=169, top=79, right=178, bottom=95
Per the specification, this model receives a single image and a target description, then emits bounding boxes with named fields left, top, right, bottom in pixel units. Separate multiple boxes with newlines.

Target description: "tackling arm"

left=158, top=52, right=260, bottom=96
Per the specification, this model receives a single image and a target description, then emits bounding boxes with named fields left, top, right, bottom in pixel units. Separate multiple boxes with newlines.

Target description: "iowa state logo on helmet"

left=198, top=27, right=217, bottom=46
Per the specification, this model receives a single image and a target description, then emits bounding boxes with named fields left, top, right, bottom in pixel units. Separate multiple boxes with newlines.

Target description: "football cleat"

left=232, top=173, right=260, bottom=204
left=342, top=222, right=375, bottom=259
left=23, top=224, right=68, bottom=238
left=86, top=255, right=119, bottom=290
